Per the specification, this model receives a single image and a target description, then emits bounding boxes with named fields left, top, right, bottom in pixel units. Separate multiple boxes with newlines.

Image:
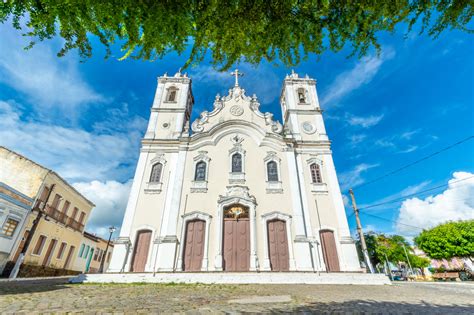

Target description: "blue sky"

left=0, top=21, right=473, bottom=239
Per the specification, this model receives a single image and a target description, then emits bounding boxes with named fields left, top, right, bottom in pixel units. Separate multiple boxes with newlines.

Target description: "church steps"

left=70, top=272, right=391, bottom=285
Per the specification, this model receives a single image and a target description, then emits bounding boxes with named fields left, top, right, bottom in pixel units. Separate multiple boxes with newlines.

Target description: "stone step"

left=70, top=272, right=391, bottom=285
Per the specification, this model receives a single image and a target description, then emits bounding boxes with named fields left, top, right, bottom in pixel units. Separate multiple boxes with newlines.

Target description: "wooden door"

left=320, top=230, right=340, bottom=272
left=131, top=230, right=152, bottom=272
left=42, top=239, right=57, bottom=267
left=12, top=230, right=30, bottom=262
left=63, top=246, right=75, bottom=269
left=267, top=220, right=290, bottom=271
left=183, top=220, right=205, bottom=271
left=223, top=218, right=250, bottom=271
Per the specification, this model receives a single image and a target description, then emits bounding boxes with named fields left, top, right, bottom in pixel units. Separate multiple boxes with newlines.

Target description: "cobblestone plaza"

left=0, top=277, right=473, bottom=314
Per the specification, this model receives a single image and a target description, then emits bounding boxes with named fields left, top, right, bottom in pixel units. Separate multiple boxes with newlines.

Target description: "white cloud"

left=374, top=129, right=427, bottom=154
left=0, top=99, right=145, bottom=238
left=322, top=48, right=395, bottom=107
left=339, top=163, right=379, bottom=191
left=396, top=172, right=474, bottom=236
left=399, top=181, right=431, bottom=196
left=348, top=134, right=367, bottom=147
left=397, top=145, right=418, bottom=154
left=400, top=129, right=420, bottom=140
left=374, top=139, right=397, bottom=149
left=342, top=194, right=350, bottom=207
left=363, top=224, right=377, bottom=233
left=0, top=100, right=145, bottom=183
left=73, top=180, right=132, bottom=238
left=347, top=114, right=384, bottom=128
left=0, top=24, right=105, bottom=113
left=358, top=180, right=431, bottom=210
left=189, top=63, right=280, bottom=104
left=190, top=65, right=232, bottom=84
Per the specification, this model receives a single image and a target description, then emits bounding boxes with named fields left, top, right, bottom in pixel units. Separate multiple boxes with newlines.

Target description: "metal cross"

left=230, top=69, right=244, bottom=87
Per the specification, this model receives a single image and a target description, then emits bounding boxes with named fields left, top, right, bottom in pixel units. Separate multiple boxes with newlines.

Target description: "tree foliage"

left=357, top=232, right=430, bottom=269
left=0, top=1, right=472, bottom=70
left=414, top=220, right=474, bottom=260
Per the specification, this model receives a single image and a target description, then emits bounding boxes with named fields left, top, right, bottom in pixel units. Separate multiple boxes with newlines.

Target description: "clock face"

left=302, top=121, right=315, bottom=134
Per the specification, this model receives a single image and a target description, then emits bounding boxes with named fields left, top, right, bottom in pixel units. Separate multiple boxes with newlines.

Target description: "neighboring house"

left=88, top=235, right=114, bottom=273
left=0, top=147, right=95, bottom=276
left=73, top=232, right=97, bottom=273
left=73, top=231, right=114, bottom=274
left=0, top=183, right=32, bottom=274
left=109, top=70, right=361, bottom=274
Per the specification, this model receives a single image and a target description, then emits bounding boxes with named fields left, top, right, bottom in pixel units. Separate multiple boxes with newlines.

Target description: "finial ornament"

left=230, top=69, right=244, bottom=87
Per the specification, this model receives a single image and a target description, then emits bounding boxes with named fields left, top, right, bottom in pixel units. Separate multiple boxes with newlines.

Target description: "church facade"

left=108, top=70, right=361, bottom=273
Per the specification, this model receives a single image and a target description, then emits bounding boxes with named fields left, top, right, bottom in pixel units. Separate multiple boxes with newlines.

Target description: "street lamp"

left=99, top=226, right=116, bottom=273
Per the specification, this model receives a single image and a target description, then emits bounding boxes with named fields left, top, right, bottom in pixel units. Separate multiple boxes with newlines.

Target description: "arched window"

left=231, top=153, right=242, bottom=173
left=297, top=88, right=306, bottom=103
left=267, top=161, right=279, bottom=182
left=149, top=163, right=163, bottom=183
left=167, top=88, right=177, bottom=102
left=310, top=163, right=322, bottom=183
left=194, top=161, right=207, bottom=181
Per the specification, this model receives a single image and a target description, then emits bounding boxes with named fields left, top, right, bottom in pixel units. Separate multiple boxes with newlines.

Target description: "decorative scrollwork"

left=224, top=204, right=249, bottom=219
left=230, top=105, right=244, bottom=116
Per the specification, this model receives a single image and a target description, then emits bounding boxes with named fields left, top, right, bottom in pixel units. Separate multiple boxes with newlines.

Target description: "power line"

left=358, top=175, right=474, bottom=211
left=351, top=135, right=474, bottom=191
left=359, top=211, right=424, bottom=231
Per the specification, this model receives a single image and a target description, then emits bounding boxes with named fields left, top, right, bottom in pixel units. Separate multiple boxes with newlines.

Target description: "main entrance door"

left=320, top=230, right=340, bottom=272
left=131, top=230, right=152, bottom=272
left=223, top=204, right=250, bottom=271
left=183, top=220, right=205, bottom=271
left=267, top=219, right=290, bottom=271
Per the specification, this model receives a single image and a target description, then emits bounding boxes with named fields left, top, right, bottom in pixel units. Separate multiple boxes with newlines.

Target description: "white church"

left=108, top=70, right=362, bottom=274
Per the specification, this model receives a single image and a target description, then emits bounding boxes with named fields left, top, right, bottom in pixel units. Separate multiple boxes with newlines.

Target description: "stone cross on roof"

left=230, top=69, right=244, bottom=87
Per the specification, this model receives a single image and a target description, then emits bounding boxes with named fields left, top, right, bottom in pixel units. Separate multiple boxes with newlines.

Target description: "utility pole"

left=9, top=184, right=55, bottom=279
left=401, top=243, right=414, bottom=276
left=349, top=188, right=375, bottom=274
left=384, top=252, right=393, bottom=280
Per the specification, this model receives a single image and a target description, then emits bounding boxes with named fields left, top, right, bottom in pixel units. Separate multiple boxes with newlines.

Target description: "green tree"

left=409, top=255, right=430, bottom=269
left=356, top=232, right=381, bottom=268
left=0, top=1, right=472, bottom=70
left=356, top=232, right=429, bottom=271
left=414, top=220, right=474, bottom=260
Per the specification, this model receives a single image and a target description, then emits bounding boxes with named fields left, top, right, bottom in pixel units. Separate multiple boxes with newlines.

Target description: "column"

left=108, top=150, right=149, bottom=272
left=286, top=150, right=313, bottom=271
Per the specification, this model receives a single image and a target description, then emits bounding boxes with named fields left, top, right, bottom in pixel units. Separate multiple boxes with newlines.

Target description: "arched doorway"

left=130, top=230, right=152, bottom=272
left=223, top=204, right=250, bottom=271
left=320, top=230, right=340, bottom=272
left=267, top=219, right=290, bottom=271
left=182, top=219, right=206, bottom=271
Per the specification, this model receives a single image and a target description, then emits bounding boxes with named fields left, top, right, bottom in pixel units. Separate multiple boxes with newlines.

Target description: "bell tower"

left=280, top=71, right=328, bottom=141
left=144, top=71, right=194, bottom=140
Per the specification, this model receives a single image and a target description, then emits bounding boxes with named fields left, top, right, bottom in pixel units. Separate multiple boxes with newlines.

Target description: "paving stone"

left=0, top=279, right=473, bottom=313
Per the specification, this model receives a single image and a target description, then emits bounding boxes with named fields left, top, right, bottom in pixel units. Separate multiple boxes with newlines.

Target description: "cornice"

left=158, top=76, right=191, bottom=84
left=151, top=108, right=187, bottom=113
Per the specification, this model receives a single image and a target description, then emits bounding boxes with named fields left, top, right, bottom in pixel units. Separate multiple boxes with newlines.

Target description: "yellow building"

left=0, top=147, right=95, bottom=277
left=73, top=231, right=114, bottom=274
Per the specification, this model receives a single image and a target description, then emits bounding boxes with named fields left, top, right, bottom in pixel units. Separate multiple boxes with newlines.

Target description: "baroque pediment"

left=217, top=185, right=256, bottom=205
left=191, top=84, right=282, bottom=135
